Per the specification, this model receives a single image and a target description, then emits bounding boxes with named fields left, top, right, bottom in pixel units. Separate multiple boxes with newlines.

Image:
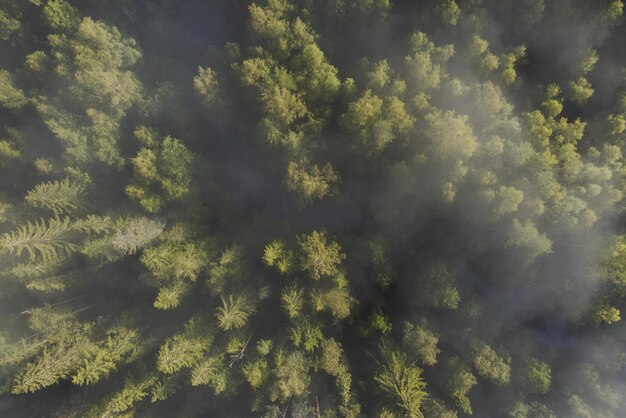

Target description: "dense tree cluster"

left=0, top=0, right=626, bottom=417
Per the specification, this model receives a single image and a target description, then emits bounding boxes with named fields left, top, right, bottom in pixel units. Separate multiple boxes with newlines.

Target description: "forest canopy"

left=0, top=0, right=626, bottom=417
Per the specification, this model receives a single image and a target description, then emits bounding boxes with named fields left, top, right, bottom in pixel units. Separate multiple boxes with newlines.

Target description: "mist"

left=0, top=0, right=625, bottom=417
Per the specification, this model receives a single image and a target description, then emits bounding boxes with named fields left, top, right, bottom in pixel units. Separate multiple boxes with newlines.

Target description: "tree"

left=101, top=373, right=158, bottom=415
left=263, top=240, right=295, bottom=274
left=312, top=286, right=354, bottom=320
left=404, top=32, right=453, bottom=92
left=126, top=132, right=194, bottom=213
left=110, top=217, right=164, bottom=255
left=216, top=294, right=253, bottom=330
left=473, top=343, right=511, bottom=385
left=509, top=401, right=556, bottom=418
left=281, top=286, right=304, bottom=318
left=445, top=357, right=477, bottom=415
left=37, top=16, right=143, bottom=167
left=72, top=327, right=139, bottom=386
left=42, top=0, right=79, bottom=31
left=439, top=0, right=461, bottom=25
left=270, top=350, right=311, bottom=401
left=402, top=322, right=440, bottom=366
left=0, top=70, right=28, bottom=110
left=505, top=219, right=552, bottom=261
left=298, top=230, right=345, bottom=280
left=157, top=319, right=213, bottom=374
left=190, top=355, right=229, bottom=394
left=339, top=90, right=413, bottom=155
left=194, top=66, right=222, bottom=108
left=522, top=357, right=551, bottom=394
left=591, top=303, right=621, bottom=326
left=466, top=36, right=499, bottom=76
left=0, top=217, right=79, bottom=262
left=569, top=77, right=594, bottom=105
left=286, top=159, right=339, bottom=204
left=374, top=351, right=427, bottom=418
left=25, top=178, right=88, bottom=216
left=419, top=261, right=460, bottom=310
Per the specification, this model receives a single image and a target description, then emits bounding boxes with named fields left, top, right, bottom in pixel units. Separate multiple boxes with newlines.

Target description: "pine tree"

left=216, top=294, right=253, bottom=331
left=25, top=178, right=87, bottom=216
left=298, top=230, right=345, bottom=280
left=374, top=351, right=427, bottom=418
left=0, top=217, right=78, bottom=262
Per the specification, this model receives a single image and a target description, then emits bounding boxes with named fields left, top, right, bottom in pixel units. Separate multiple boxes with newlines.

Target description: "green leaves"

left=472, top=343, right=511, bottom=386
left=72, top=327, right=139, bottom=386
left=126, top=133, right=194, bottom=213
left=157, top=335, right=206, bottom=374
left=25, top=178, right=88, bottom=216
left=0, top=217, right=78, bottom=262
left=298, top=230, right=345, bottom=280
left=339, top=90, right=413, bottom=155
left=194, top=66, right=222, bottom=108
left=216, top=294, right=253, bottom=331
left=286, top=158, right=339, bottom=205
left=374, top=351, right=427, bottom=418
left=0, top=70, right=28, bottom=110
left=190, top=356, right=229, bottom=394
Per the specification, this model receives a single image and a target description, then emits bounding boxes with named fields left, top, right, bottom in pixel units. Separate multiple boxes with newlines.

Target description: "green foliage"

left=446, top=357, right=477, bottom=415
left=243, top=358, right=270, bottom=389
left=72, top=327, right=139, bottom=385
left=404, top=32, right=453, bottom=92
left=157, top=334, right=206, bottom=374
left=298, top=230, right=345, bottom=280
left=522, top=357, right=551, bottom=394
left=439, top=0, right=461, bottom=25
left=320, top=338, right=343, bottom=375
left=509, top=401, right=556, bottom=418
left=42, top=0, right=79, bottom=31
left=420, top=261, right=460, bottom=310
left=25, top=178, right=87, bottom=216
left=286, top=158, right=339, bottom=204
left=0, top=70, right=28, bottom=110
left=607, top=0, right=624, bottom=20
left=506, top=219, right=552, bottom=261
left=0, top=139, right=21, bottom=162
left=591, top=303, right=621, bottom=326
left=190, top=355, right=229, bottom=394
left=2, top=1, right=626, bottom=416
left=281, top=286, right=304, bottom=318
left=339, top=90, right=413, bottom=155
left=194, top=66, right=222, bottom=108
left=472, top=344, right=511, bottom=385
left=369, top=309, right=393, bottom=334
left=313, top=285, right=354, bottom=319
left=271, top=350, right=310, bottom=402
left=216, top=294, right=253, bottom=330
left=157, top=319, right=213, bottom=374
left=207, top=245, right=243, bottom=293
left=263, top=240, right=295, bottom=273
left=569, top=77, right=594, bottom=105
left=153, top=281, right=189, bottom=310
left=402, top=322, right=440, bottom=366
left=38, top=16, right=142, bottom=167
left=104, top=373, right=157, bottom=414
left=0, top=217, right=78, bottom=261
left=0, top=8, right=21, bottom=41
left=374, top=351, right=427, bottom=418
left=467, top=36, right=499, bottom=75
left=290, top=321, right=323, bottom=352
left=127, top=134, right=194, bottom=213
left=141, top=226, right=207, bottom=284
